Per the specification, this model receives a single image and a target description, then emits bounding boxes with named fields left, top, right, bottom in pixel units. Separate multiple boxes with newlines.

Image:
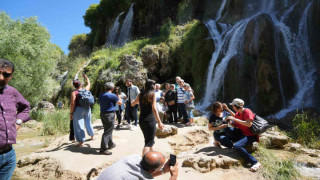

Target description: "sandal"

left=76, top=142, right=84, bottom=147
left=249, top=162, right=262, bottom=172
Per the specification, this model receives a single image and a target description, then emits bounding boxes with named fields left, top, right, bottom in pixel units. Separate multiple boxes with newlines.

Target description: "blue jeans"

left=178, top=103, right=189, bottom=123
left=0, top=148, right=16, bottom=180
left=233, top=135, right=258, bottom=165
left=214, top=132, right=233, bottom=148
left=187, top=109, right=194, bottom=119
left=73, top=106, right=94, bottom=142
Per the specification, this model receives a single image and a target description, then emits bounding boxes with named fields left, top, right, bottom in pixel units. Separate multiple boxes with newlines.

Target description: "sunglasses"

left=0, top=72, right=12, bottom=78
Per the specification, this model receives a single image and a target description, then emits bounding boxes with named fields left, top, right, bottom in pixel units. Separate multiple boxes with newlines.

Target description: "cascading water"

left=106, top=12, right=124, bottom=47
left=199, top=0, right=317, bottom=119
left=271, top=0, right=315, bottom=118
left=116, top=3, right=134, bottom=46
left=215, top=0, right=227, bottom=21
left=74, top=60, right=91, bottom=80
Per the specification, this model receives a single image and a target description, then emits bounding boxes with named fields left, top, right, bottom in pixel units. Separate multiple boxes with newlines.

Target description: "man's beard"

left=0, top=81, right=5, bottom=90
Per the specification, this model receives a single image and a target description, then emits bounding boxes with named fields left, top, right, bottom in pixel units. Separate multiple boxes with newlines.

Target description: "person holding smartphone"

left=97, top=151, right=179, bottom=180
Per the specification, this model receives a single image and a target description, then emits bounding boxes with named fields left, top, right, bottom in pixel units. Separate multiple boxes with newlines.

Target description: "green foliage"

left=177, top=0, right=194, bottom=24
left=91, top=103, right=100, bottom=122
left=163, top=20, right=213, bottom=97
left=257, top=146, right=300, bottom=180
left=68, top=34, right=91, bottom=58
left=289, top=112, right=320, bottom=149
left=0, top=12, right=65, bottom=105
left=159, top=20, right=175, bottom=39
left=31, top=109, right=69, bottom=136
left=41, top=110, right=70, bottom=136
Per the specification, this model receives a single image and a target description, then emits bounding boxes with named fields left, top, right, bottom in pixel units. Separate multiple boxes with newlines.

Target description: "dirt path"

left=15, top=120, right=265, bottom=180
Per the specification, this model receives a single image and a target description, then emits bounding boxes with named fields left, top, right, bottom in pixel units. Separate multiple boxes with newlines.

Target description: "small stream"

left=296, top=163, right=320, bottom=179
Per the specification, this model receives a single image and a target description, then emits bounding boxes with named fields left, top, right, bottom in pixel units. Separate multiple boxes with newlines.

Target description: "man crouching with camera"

left=97, top=151, right=179, bottom=180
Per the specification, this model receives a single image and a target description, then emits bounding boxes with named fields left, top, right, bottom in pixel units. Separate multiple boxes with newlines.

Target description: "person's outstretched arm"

left=83, top=73, right=90, bottom=90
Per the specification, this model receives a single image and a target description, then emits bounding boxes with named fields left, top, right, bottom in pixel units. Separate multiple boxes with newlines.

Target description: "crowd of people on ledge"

left=0, top=58, right=261, bottom=180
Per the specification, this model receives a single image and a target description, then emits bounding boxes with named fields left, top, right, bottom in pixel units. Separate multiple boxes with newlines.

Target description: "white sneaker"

left=131, top=125, right=138, bottom=131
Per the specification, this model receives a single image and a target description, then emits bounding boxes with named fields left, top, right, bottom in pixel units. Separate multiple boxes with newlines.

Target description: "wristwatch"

left=16, top=119, right=23, bottom=125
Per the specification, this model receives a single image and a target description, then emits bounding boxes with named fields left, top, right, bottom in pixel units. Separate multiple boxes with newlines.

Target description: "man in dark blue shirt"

left=99, top=82, right=122, bottom=155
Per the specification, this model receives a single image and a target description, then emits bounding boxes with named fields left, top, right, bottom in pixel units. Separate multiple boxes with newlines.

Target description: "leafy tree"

left=68, top=34, right=91, bottom=58
left=0, top=12, right=64, bottom=105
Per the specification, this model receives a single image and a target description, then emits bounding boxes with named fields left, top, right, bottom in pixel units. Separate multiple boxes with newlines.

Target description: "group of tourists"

left=0, top=58, right=261, bottom=180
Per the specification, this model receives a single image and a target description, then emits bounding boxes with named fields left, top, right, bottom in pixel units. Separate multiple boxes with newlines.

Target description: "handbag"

left=250, top=114, right=274, bottom=135
left=186, top=101, right=195, bottom=110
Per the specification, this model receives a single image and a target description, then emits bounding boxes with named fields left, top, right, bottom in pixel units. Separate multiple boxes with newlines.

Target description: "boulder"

left=284, top=143, right=302, bottom=152
left=300, top=148, right=320, bottom=158
left=182, top=155, right=240, bottom=173
left=194, top=117, right=208, bottom=126
left=119, top=55, right=148, bottom=88
left=17, top=156, right=82, bottom=180
left=260, top=130, right=289, bottom=148
left=156, top=125, right=178, bottom=138
left=37, top=101, right=55, bottom=113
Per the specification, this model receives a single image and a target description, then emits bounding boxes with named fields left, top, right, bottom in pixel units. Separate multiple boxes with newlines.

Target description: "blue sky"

left=0, top=0, right=100, bottom=54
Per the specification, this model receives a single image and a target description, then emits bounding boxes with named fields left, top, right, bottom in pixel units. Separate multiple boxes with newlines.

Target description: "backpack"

left=77, top=89, right=94, bottom=107
left=250, top=114, right=274, bottom=135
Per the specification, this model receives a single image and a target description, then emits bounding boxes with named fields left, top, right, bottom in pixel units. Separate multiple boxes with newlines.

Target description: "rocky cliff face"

left=85, top=0, right=320, bottom=117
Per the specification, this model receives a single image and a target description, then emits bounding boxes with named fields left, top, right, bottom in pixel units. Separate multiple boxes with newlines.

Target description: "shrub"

left=40, top=110, right=70, bottom=136
left=289, top=112, right=320, bottom=149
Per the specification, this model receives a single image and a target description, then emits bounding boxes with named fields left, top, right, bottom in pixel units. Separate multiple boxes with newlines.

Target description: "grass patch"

left=31, top=106, right=100, bottom=136
left=41, top=110, right=70, bottom=136
left=289, top=112, right=320, bottom=149
left=91, top=103, right=100, bottom=122
left=257, top=146, right=300, bottom=180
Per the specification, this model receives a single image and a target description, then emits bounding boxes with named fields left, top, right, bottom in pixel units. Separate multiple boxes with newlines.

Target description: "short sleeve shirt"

left=234, top=108, right=255, bottom=136
left=209, top=111, right=229, bottom=133
left=99, top=92, right=119, bottom=112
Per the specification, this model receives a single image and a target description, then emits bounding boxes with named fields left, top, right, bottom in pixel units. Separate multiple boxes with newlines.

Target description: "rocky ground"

left=13, top=117, right=320, bottom=180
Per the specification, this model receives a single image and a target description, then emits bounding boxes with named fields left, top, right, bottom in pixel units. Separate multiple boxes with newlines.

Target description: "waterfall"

left=199, top=19, right=249, bottom=109
left=59, top=71, right=69, bottom=86
left=106, top=12, right=124, bottom=47
left=74, top=60, right=91, bottom=80
left=199, top=0, right=317, bottom=119
left=215, top=0, right=227, bottom=21
left=116, top=3, right=134, bottom=46
left=271, top=1, right=315, bottom=118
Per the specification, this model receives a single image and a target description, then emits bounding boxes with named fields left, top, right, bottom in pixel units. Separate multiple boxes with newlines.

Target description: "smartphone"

left=169, top=154, right=176, bottom=167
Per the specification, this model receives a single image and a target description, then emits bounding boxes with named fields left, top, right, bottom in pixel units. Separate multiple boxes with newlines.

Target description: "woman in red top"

left=224, top=98, right=262, bottom=172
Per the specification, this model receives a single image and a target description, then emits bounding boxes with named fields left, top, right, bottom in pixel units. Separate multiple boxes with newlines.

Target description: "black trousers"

left=167, top=105, right=177, bottom=123
left=100, top=112, right=115, bottom=151
left=69, top=120, right=75, bottom=141
left=115, top=109, right=123, bottom=125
